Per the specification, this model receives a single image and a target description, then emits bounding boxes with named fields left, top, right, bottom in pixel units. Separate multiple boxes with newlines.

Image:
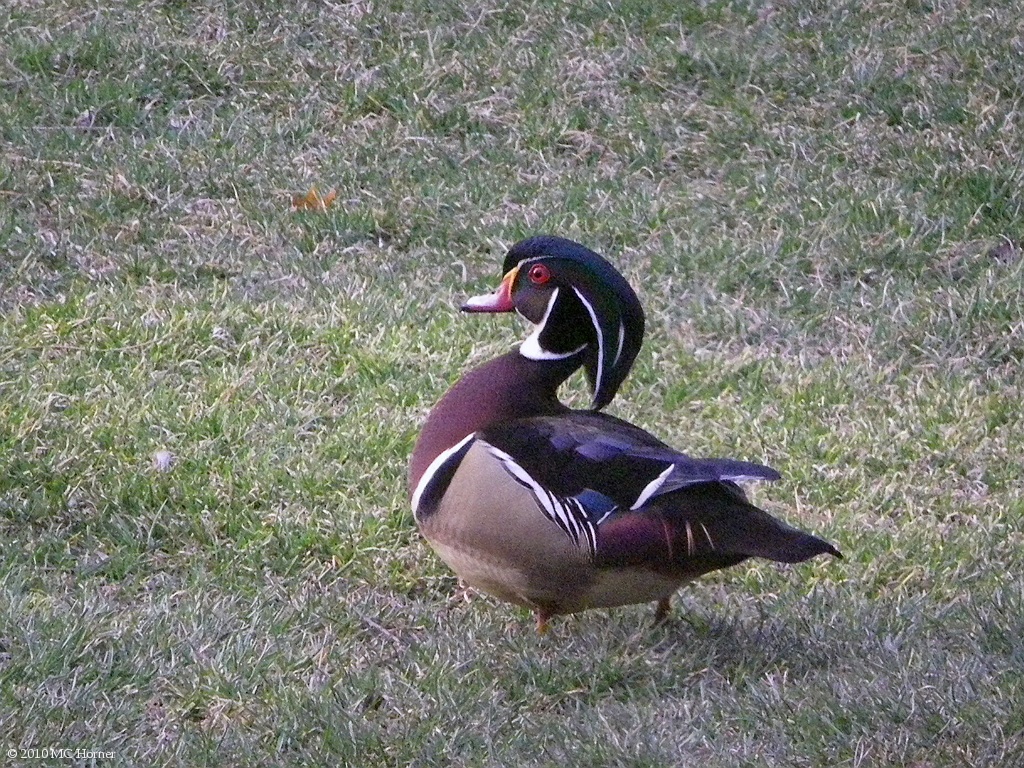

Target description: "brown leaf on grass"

left=291, top=187, right=337, bottom=211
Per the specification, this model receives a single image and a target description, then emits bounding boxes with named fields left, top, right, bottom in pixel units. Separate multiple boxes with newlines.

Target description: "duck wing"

left=479, top=411, right=779, bottom=511
left=479, top=412, right=840, bottom=568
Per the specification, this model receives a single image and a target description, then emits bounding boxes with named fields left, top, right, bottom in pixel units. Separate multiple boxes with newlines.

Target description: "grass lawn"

left=2, top=0, right=1023, bottom=765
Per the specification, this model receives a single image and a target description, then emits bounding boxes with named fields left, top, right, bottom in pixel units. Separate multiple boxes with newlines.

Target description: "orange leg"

left=535, top=609, right=552, bottom=634
left=654, top=596, right=671, bottom=624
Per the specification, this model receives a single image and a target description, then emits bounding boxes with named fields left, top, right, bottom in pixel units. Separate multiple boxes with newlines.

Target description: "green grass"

left=2, top=0, right=1023, bottom=765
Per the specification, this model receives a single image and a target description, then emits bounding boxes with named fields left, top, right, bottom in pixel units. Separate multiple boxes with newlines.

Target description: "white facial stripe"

left=515, top=255, right=546, bottom=267
left=519, top=288, right=557, bottom=358
left=572, top=285, right=604, bottom=397
left=518, top=287, right=586, bottom=361
left=630, top=463, right=674, bottom=510
left=615, top=319, right=625, bottom=367
left=411, top=433, right=476, bottom=515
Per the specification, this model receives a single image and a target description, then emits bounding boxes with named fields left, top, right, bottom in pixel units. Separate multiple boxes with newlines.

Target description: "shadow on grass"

left=656, top=610, right=834, bottom=684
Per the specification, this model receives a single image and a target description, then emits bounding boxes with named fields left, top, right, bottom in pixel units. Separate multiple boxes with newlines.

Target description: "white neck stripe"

left=519, top=287, right=585, bottom=360
left=572, top=285, right=604, bottom=398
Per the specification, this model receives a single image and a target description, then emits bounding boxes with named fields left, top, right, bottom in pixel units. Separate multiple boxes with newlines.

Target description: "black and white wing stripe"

left=411, top=433, right=476, bottom=521
left=486, top=443, right=600, bottom=556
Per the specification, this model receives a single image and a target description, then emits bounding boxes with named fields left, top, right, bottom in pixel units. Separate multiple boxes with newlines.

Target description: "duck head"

left=462, top=235, right=645, bottom=410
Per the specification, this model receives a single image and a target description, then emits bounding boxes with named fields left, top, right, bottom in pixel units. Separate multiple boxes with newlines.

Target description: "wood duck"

left=409, top=235, right=841, bottom=631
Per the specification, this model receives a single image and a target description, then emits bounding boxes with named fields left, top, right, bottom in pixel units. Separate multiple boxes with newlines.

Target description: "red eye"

left=527, top=263, right=551, bottom=284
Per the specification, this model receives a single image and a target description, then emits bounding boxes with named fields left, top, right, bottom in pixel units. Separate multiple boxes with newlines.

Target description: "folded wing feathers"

left=480, top=417, right=782, bottom=522
left=487, top=443, right=599, bottom=556
left=626, top=454, right=779, bottom=509
left=568, top=432, right=780, bottom=489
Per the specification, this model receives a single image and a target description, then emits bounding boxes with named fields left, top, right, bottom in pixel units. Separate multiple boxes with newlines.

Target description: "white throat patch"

left=518, top=287, right=586, bottom=360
